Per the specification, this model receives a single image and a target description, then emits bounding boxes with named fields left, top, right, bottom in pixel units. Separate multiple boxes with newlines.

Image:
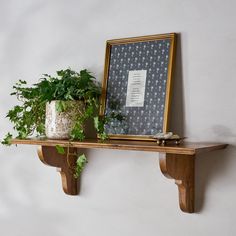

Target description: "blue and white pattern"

left=105, top=39, right=171, bottom=135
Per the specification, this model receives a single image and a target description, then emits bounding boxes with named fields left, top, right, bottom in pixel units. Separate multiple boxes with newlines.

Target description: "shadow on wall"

left=195, top=122, right=236, bottom=212
left=169, top=33, right=185, bottom=137
left=195, top=144, right=234, bottom=212
left=168, top=34, right=234, bottom=213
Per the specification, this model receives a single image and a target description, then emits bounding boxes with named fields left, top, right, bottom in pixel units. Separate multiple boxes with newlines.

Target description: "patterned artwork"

left=105, top=38, right=172, bottom=136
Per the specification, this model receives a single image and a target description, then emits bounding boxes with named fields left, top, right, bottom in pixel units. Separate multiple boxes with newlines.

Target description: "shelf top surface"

left=11, top=138, right=227, bottom=155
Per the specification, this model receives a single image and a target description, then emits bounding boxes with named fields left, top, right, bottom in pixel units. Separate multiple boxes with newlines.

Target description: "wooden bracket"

left=159, top=153, right=195, bottom=213
left=11, top=138, right=227, bottom=213
left=37, top=147, right=195, bottom=211
left=37, top=146, right=79, bottom=195
left=37, top=146, right=196, bottom=212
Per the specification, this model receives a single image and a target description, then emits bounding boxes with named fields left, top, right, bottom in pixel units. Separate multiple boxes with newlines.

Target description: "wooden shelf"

left=11, top=138, right=227, bottom=213
left=12, top=138, right=226, bottom=155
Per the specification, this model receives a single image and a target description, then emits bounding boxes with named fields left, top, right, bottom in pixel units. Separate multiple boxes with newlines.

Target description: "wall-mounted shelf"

left=11, top=138, right=227, bottom=213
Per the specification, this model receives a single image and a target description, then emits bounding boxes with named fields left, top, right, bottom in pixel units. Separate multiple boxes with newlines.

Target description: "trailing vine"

left=2, top=68, right=125, bottom=177
left=1, top=69, right=110, bottom=177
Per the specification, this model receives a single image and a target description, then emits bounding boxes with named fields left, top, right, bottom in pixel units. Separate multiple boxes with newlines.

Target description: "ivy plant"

left=1, top=68, right=113, bottom=177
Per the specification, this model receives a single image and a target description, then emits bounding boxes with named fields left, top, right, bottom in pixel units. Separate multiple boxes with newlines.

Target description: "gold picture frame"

left=100, top=33, right=176, bottom=141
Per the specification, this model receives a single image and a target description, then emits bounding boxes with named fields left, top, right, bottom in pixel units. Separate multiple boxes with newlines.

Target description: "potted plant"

left=2, top=68, right=108, bottom=177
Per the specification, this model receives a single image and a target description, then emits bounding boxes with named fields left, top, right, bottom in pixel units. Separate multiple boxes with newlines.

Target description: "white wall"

left=0, top=0, right=236, bottom=235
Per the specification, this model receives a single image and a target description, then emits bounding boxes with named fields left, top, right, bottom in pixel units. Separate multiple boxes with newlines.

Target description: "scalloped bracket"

left=37, top=146, right=79, bottom=195
left=159, top=153, right=195, bottom=213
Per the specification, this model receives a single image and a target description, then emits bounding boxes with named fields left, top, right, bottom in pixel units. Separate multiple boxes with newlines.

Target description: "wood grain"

left=38, top=146, right=79, bottom=195
left=159, top=153, right=195, bottom=213
left=11, top=138, right=227, bottom=213
left=11, top=138, right=227, bottom=155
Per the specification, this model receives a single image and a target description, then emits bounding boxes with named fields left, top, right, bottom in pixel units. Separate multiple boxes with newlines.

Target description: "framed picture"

left=100, top=33, right=176, bottom=140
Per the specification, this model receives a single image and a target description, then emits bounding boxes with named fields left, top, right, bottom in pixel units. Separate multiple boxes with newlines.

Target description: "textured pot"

left=45, top=100, right=84, bottom=139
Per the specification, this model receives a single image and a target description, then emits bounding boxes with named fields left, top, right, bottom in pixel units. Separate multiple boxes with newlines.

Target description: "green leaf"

left=1, top=133, right=13, bottom=146
left=55, top=145, right=65, bottom=154
left=19, top=79, right=27, bottom=84
left=99, top=132, right=108, bottom=141
left=3, top=68, right=102, bottom=142
left=74, top=154, right=87, bottom=178
left=94, top=116, right=99, bottom=130
left=36, top=123, right=45, bottom=134
left=70, top=127, right=85, bottom=141
left=56, top=101, right=67, bottom=112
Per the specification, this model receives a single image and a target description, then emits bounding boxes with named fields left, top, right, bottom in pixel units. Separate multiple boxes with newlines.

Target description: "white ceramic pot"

left=45, top=100, right=84, bottom=139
